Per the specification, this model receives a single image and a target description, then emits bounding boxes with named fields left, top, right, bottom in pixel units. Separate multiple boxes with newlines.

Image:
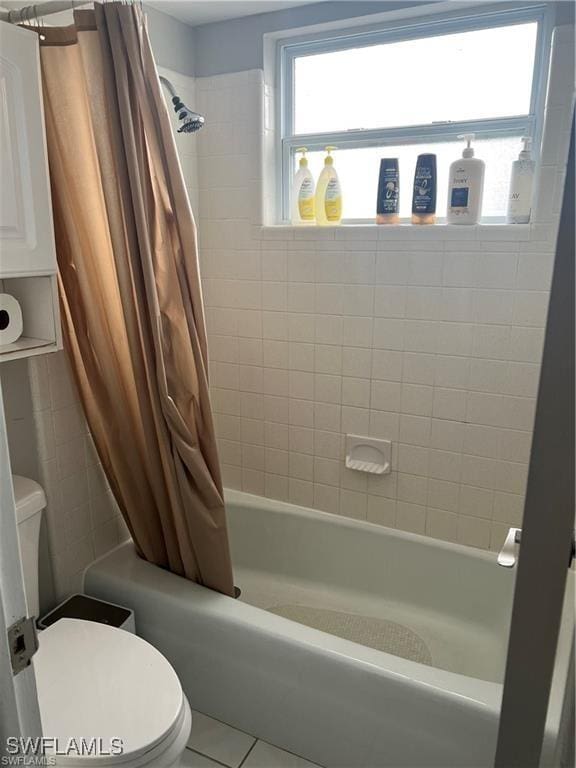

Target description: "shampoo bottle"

left=446, top=134, right=485, bottom=225
left=411, top=154, right=437, bottom=225
left=376, top=158, right=400, bottom=224
left=315, top=146, right=342, bottom=226
left=507, top=137, right=535, bottom=224
left=291, top=147, right=316, bottom=225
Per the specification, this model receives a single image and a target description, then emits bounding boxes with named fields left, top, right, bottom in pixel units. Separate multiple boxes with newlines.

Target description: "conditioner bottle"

left=291, top=147, right=316, bottom=225
left=315, top=146, right=342, bottom=226
left=446, top=134, right=485, bottom=225
left=507, top=137, right=535, bottom=224
left=376, top=158, right=400, bottom=224
left=411, top=153, right=437, bottom=225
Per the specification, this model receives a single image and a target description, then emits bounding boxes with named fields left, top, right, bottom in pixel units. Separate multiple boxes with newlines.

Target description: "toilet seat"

left=34, top=619, right=190, bottom=766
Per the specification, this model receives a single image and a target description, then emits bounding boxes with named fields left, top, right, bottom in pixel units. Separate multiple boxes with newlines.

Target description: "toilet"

left=12, top=475, right=192, bottom=767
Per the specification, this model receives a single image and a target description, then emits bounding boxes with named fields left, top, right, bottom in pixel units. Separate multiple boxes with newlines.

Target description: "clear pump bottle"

left=507, top=137, right=535, bottom=224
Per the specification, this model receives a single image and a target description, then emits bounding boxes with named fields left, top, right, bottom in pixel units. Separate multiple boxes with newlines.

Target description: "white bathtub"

left=84, top=490, right=574, bottom=768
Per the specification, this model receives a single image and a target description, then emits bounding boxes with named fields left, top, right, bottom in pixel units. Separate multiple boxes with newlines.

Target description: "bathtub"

left=84, top=490, right=574, bottom=768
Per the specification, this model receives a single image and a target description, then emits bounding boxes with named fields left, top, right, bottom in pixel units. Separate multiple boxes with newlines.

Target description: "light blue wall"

left=193, top=1, right=432, bottom=77
left=176, top=0, right=574, bottom=79
left=146, top=4, right=196, bottom=76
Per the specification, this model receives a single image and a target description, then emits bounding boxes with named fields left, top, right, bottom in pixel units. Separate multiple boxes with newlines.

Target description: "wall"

left=192, top=1, right=431, bottom=76
left=26, top=352, right=129, bottom=604
left=146, top=4, right=196, bottom=76
left=193, top=22, right=574, bottom=552
left=1, top=360, right=39, bottom=480
left=191, top=0, right=574, bottom=77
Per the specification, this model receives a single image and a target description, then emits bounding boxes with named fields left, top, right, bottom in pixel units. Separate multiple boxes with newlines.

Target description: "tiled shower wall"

left=194, top=25, right=574, bottom=552
left=27, top=352, right=128, bottom=602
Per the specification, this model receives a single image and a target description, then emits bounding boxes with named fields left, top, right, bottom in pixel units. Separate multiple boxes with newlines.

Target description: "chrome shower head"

left=171, top=96, right=205, bottom=134
left=159, top=75, right=205, bottom=134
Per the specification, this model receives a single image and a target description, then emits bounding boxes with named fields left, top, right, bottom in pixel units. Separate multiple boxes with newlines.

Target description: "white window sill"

left=258, top=222, right=533, bottom=241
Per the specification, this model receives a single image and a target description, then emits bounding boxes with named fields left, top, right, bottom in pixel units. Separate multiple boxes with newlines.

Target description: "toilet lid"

left=35, top=619, right=184, bottom=765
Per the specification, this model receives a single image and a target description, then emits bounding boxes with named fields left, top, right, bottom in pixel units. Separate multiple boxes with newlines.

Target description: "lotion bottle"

left=291, top=147, right=316, bottom=225
left=507, top=137, right=535, bottom=224
left=411, top=153, right=437, bottom=225
left=446, top=134, right=485, bottom=225
left=315, top=146, right=342, bottom=226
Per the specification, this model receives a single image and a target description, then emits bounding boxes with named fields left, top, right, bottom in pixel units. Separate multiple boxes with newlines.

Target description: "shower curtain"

left=35, top=3, right=235, bottom=596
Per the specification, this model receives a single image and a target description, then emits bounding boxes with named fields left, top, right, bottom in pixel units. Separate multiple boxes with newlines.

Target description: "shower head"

left=171, top=96, right=205, bottom=134
left=159, top=75, right=205, bottom=134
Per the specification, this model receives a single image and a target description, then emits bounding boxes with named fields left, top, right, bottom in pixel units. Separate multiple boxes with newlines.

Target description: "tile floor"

left=182, top=709, right=322, bottom=768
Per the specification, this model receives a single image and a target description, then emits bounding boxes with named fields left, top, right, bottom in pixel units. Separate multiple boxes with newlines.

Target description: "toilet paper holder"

left=345, top=434, right=392, bottom=475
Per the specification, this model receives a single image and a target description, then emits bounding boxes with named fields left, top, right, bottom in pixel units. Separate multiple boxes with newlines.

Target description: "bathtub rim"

left=224, top=488, right=500, bottom=565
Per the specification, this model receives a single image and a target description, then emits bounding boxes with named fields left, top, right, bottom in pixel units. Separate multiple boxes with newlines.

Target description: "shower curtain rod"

left=0, top=1, right=91, bottom=24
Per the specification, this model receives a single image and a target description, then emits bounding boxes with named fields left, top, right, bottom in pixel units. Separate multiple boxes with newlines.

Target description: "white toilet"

left=12, top=475, right=192, bottom=767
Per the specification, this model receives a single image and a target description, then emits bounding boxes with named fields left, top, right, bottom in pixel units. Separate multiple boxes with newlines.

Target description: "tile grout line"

left=237, top=738, right=258, bottom=768
left=185, top=746, right=234, bottom=768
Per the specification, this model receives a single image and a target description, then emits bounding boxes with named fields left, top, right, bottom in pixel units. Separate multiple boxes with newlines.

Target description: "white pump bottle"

left=446, top=134, right=485, bottom=225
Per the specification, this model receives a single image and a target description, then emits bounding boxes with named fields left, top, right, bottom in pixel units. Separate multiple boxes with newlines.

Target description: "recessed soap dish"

left=345, top=434, right=391, bottom=475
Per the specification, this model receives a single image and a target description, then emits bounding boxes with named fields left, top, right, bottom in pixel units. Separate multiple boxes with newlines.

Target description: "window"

left=279, top=6, right=549, bottom=222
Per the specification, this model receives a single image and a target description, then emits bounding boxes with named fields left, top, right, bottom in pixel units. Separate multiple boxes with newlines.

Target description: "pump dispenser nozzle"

left=296, top=147, right=309, bottom=167
left=519, top=136, right=533, bottom=159
left=458, top=133, right=476, bottom=158
left=324, top=146, right=337, bottom=165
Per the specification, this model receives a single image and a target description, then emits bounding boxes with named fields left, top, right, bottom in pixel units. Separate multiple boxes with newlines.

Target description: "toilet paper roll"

left=0, top=293, right=24, bottom=346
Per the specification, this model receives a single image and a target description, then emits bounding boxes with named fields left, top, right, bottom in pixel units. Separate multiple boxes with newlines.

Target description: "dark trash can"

left=38, top=593, right=135, bottom=633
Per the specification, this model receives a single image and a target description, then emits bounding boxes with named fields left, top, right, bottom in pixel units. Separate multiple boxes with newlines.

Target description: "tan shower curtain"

left=35, top=3, right=234, bottom=596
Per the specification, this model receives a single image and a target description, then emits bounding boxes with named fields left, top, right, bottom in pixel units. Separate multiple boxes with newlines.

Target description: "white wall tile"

left=367, top=496, right=396, bottom=527
left=396, top=501, right=426, bottom=534
left=314, top=344, right=342, bottom=375
left=313, top=482, right=339, bottom=513
left=426, top=507, right=458, bottom=542
left=192, top=59, right=570, bottom=548
left=339, top=489, right=367, bottom=520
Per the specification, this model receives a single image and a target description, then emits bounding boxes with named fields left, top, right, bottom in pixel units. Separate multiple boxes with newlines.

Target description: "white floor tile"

left=242, top=741, right=322, bottom=768
left=180, top=749, right=225, bottom=767
left=187, top=711, right=256, bottom=768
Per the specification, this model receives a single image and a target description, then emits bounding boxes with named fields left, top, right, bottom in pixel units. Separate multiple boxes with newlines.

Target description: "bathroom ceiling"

left=146, top=1, right=319, bottom=27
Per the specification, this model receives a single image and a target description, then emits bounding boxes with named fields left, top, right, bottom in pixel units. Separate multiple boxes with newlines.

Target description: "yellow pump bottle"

left=315, top=146, right=342, bottom=226
left=291, top=147, right=316, bottom=225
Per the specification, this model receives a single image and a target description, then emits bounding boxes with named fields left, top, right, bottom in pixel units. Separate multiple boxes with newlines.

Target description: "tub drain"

left=268, top=604, right=433, bottom=666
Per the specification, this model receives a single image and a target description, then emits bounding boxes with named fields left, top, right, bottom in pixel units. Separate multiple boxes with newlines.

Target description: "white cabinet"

left=0, top=21, right=60, bottom=361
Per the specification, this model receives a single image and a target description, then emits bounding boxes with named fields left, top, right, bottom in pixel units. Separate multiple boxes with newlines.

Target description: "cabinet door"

left=0, top=22, right=56, bottom=277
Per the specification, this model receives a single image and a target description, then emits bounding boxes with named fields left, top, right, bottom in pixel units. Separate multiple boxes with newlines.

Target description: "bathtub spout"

left=498, top=527, right=576, bottom=568
left=498, top=527, right=522, bottom=567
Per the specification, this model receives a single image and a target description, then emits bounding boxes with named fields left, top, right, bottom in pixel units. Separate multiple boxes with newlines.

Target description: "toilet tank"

left=12, top=475, right=46, bottom=619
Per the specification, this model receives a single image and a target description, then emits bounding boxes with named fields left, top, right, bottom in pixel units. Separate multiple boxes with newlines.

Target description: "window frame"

left=277, top=3, right=552, bottom=223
